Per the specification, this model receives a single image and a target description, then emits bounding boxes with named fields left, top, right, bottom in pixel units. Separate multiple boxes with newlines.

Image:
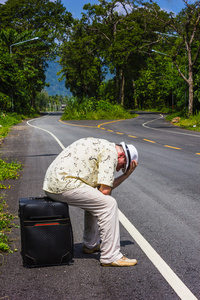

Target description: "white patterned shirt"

left=43, top=137, right=118, bottom=193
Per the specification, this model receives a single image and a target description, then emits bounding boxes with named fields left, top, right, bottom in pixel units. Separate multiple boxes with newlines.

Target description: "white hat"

left=120, top=142, right=138, bottom=173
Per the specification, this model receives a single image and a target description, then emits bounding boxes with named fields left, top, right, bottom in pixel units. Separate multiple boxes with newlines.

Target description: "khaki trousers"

left=45, top=187, right=122, bottom=264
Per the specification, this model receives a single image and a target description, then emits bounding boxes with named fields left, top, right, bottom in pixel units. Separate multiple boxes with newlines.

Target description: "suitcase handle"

left=28, top=196, right=54, bottom=202
left=30, top=215, right=62, bottom=220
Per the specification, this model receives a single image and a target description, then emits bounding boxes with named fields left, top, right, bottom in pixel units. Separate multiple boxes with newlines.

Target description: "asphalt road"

left=0, top=112, right=199, bottom=300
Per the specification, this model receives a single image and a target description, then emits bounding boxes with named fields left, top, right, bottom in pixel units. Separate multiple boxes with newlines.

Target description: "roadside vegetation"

left=165, top=111, right=200, bottom=132
left=0, top=198, right=17, bottom=254
left=0, top=113, right=24, bottom=140
left=0, top=113, right=22, bottom=253
left=61, top=97, right=200, bottom=131
left=62, top=98, right=135, bottom=120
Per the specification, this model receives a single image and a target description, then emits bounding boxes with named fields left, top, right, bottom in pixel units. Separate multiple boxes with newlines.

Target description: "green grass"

left=165, top=111, right=200, bottom=131
left=0, top=113, right=23, bottom=253
left=0, top=160, right=22, bottom=253
left=0, top=159, right=22, bottom=253
left=0, top=199, right=14, bottom=253
left=0, top=112, right=25, bottom=139
left=0, top=159, right=22, bottom=189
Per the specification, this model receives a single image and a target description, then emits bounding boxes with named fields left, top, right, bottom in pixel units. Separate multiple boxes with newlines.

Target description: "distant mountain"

left=44, top=60, right=71, bottom=96
left=44, top=60, right=114, bottom=96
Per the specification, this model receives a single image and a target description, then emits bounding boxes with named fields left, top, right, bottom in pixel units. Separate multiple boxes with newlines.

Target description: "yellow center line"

left=143, top=139, right=156, bottom=143
left=164, top=145, right=182, bottom=150
left=97, top=119, right=125, bottom=128
left=59, top=119, right=125, bottom=129
left=128, top=135, right=137, bottom=138
left=59, top=119, right=198, bottom=156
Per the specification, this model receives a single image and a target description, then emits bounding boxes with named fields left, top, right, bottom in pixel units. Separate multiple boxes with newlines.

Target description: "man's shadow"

left=73, top=240, right=135, bottom=260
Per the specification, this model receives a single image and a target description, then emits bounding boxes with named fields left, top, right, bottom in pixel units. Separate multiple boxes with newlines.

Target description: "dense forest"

left=0, top=0, right=200, bottom=115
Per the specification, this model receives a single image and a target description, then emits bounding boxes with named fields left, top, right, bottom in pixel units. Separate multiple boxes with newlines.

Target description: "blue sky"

left=61, top=0, right=196, bottom=18
left=0, top=0, right=197, bottom=17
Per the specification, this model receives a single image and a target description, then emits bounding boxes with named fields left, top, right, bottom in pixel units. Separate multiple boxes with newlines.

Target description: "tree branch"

left=173, top=60, right=188, bottom=84
left=86, top=27, right=111, bottom=43
left=192, top=44, right=200, bottom=67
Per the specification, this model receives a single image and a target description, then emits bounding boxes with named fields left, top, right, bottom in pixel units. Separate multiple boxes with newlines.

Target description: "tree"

left=134, top=53, right=176, bottom=109
left=0, top=28, right=46, bottom=112
left=141, top=0, right=200, bottom=115
left=81, top=0, right=169, bottom=107
left=193, top=53, right=200, bottom=111
left=59, top=20, right=106, bottom=101
left=0, top=0, right=73, bottom=47
left=0, top=0, right=73, bottom=112
left=35, top=90, right=50, bottom=111
left=82, top=0, right=143, bottom=106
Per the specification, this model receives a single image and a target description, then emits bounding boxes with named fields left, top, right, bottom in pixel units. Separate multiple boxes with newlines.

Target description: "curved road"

left=0, top=112, right=199, bottom=300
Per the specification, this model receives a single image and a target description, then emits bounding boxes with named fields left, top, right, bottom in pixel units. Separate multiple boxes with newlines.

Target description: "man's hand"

left=112, top=159, right=138, bottom=190
left=99, top=160, right=138, bottom=195
left=125, top=159, right=138, bottom=177
left=99, top=184, right=112, bottom=195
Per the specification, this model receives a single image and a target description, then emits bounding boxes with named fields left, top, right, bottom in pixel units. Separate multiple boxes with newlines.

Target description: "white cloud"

left=114, top=2, right=132, bottom=15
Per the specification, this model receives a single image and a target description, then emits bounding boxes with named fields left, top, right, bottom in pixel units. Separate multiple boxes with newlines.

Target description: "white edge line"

left=119, top=210, right=198, bottom=300
left=143, top=114, right=200, bottom=138
left=27, top=116, right=198, bottom=300
left=27, top=117, right=65, bottom=150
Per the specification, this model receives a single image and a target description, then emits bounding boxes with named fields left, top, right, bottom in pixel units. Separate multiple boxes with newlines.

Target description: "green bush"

left=62, top=97, right=134, bottom=120
left=0, top=92, right=11, bottom=112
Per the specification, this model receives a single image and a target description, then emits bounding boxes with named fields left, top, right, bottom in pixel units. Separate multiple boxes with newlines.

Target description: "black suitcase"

left=18, top=197, right=73, bottom=268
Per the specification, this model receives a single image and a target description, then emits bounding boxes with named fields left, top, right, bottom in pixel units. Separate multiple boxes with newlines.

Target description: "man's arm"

left=99, top=160, right=138, bottom=195
left=113, top=159, right=138, bottom=189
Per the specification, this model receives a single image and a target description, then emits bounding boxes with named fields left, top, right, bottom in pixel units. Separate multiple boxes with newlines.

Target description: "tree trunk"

left=132, top=79, right=138, bottom=108
left=174, top=48, right=194, bottom=115
left=188, top=61, right=193, bottom=115
left=115, top=67, right=120, bottom=104
left=119, top=69, right=125, bottom=106
left=31, top=90, right=36, bottom=108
